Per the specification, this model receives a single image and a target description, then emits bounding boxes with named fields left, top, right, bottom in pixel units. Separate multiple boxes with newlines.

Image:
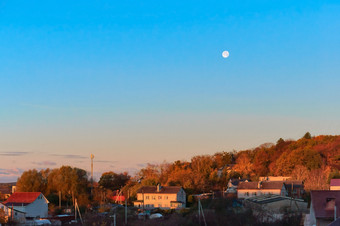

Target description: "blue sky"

left=0, top=0, right=339, bottom=182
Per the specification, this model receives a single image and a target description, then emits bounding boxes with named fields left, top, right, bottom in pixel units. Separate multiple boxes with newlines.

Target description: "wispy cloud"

left=49, top=154, right=87, bottom=159
left=95, top=160, right=118, bottom=164
left=32, top=161, right=57, bottom=166
left=0, top=168, right=24, bottom=176
left=0, top=151, right=31, bottom=156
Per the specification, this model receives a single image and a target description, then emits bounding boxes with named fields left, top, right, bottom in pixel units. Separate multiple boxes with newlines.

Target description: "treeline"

left=16, top=166, right=90, bottom=206
left=16, top=133, right=340, bottom=205
left=121, top=133, right=340, bottom=197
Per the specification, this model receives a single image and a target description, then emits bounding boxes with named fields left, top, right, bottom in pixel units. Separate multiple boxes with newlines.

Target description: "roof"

left=229, top=179, right=248, bottom=186
left=3, top=192, right=43, bottom=206
left=137, top=186, right=182, bottom=194
left=330, top=179, right=340, bottom=187
left=261, top=181, right=284, bottom=189
left=238, top=181, right=284, bottom=190
left=310, top=190, right=340, bottom=219
left=245, top=194, right=305, bottom=205
left=328, top=217, right=340, bottom=226
left=238, top=182, right=258, bottom=189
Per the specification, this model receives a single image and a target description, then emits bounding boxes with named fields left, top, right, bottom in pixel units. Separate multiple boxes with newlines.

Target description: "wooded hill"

left=127, top=133, right=340, bottom=195
left=15, top=133, right=340, bottom=206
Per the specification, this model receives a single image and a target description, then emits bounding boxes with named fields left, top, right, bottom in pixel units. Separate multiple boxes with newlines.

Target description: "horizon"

left=1, top=1, right=340, bottom=183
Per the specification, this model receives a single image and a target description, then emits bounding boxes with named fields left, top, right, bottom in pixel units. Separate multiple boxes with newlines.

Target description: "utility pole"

left=91, top=154, right=94, bottom=194
left=59, top=191, right=61, bottom=208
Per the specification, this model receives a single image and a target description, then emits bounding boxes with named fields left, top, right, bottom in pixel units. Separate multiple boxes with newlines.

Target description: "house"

left=244, top=194, right=307, bottom=223
left=227, top=178, right=249, bottom=193
left=3, top=192, right=49, bottom=219
left=259, top=176, right=291, bottom=182
left=0, top=202, right=26, bottom=224
left=134, top=185, right=186, bottom=209
left=0, top=183, right=16, bottom=201
left=237, top=181, right=287, bottom=199
left=330, top=179, right=340, bottom=191
left=308, top=190, right=340, bottom=226
left=284, top=180, right=304, bottom=199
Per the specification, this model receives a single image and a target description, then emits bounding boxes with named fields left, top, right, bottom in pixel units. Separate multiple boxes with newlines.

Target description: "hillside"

left=130, top=133, right=340, bottom=195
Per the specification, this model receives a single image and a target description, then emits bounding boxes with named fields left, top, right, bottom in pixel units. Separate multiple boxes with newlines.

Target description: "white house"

left=134, top=185, right=186, bottom=209
left=3, top=192, right=49, bottom=219
left=237, top=181, right=287, bottom=199
left=0, top=202, right=26, bottom=224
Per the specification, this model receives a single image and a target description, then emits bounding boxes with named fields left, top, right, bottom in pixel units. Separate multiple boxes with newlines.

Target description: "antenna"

left=90, top=154, right=94, bottom=181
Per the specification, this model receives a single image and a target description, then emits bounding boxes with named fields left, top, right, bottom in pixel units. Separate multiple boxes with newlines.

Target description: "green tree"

left=303, top=132, right=312, bottom=139
left=98, top=171, right=130, bottom=191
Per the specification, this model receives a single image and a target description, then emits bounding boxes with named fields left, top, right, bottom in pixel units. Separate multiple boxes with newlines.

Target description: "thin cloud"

left=49, top=154, right=87, bottom=159
left=95, top=160, right=118, bottom=164
left=0, top=168, right=24, bottom=176
left=32, top=161, right=57, bottom=166
left=0, top=152, right=30, bottom=156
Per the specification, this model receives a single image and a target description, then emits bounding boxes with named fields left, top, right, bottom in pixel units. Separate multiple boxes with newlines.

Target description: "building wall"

left=259, top=176, right=291, bottom=181
left=238, top=188, right=286, bottom=199
left=330, top=186, right=340, bottom=190
left=13, top=195, right=48, bottom=218
left=0, top=203, right=26, bottom=224
left=137, top=193, right=177, bottom=208
left=136, top=189, right=186, bottom=209
left=26, top=194, right=48, bottom=218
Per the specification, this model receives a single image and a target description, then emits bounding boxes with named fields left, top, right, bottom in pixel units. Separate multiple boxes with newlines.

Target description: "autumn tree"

left=233, top=151, right=253, bottom=177
left=16, top=169, right=49, bottom=193
left=47, top=166, right=89, bottom=206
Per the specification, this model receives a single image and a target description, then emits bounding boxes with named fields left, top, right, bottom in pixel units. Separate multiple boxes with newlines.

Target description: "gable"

left=3, top=192, right=48, bottom=206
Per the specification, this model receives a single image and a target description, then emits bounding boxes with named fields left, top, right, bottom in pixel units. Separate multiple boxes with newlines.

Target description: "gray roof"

left=137, top=186, right=182, bottom=194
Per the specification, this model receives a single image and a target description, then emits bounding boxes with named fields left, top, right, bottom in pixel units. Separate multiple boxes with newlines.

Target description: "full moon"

left=222, top=50, right=229, bottom=58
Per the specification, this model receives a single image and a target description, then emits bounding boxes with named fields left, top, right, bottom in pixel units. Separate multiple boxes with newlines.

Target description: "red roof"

left=310, top=190, right=340, bottom=219
left=3, top=192, right=42, bottom=206
left=112, top=196, right=125, bottom=202
left=330, top=179, right=340, bottom=187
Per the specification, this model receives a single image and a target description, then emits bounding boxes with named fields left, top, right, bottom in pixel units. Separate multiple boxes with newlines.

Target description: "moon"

left=222, top=50, right=229, bottom=58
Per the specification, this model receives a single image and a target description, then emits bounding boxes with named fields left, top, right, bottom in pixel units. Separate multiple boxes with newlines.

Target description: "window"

left=158, top=204, right=162, bottom=207
left=145, top=196, right=149, bottom=200
left=158, top=196, right=162, bottom=200
left=152, top=196, right=156, bottom=200
left=165, top=196, right=168, bottom=200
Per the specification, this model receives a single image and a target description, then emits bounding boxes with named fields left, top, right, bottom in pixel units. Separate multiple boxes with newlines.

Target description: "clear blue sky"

left=0, top=0, right=339, bottom=182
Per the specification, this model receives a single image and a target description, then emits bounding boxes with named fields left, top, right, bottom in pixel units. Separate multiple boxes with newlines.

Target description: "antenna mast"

left=90, top=154, right=94, bottom=182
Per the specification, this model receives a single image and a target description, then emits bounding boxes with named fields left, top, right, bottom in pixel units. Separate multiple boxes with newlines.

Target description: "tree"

left=98, top=171, right=130, bottom=191
left=0, top=208, right=6, bottom=224
left=16, top=169, right=48, bottom=193
left=47, top=166, right=90, bottom=206
left=303, top=132, right=312, bottom=139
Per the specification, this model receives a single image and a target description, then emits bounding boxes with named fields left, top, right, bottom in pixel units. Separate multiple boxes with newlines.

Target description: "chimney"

left=157, top=184, right=162, bottom=192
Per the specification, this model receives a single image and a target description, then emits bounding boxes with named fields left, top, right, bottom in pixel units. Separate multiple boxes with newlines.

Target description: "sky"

left=0, top=0, right=340, bottom=182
